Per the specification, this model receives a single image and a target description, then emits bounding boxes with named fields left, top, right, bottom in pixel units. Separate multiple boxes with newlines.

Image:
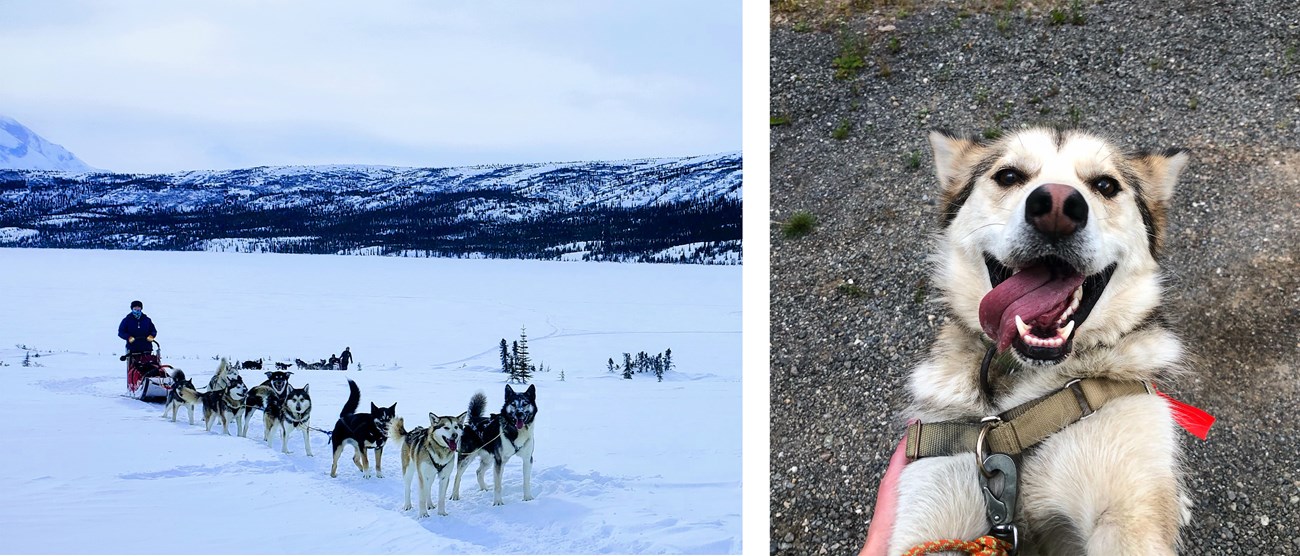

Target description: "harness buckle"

left=1065, top=379, right=1093, bottom=419
left=989, top=523, right=1020, bottom=555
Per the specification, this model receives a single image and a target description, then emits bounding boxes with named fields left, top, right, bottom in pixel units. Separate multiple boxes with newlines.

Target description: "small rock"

left=783, top=532, right=795, bottom=543
left=878, top=25, right=896, bottom=32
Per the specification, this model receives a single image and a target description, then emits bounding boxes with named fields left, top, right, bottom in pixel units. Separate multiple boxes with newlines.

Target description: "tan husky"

left=885, top=128, right=1193, bottom=555
left=390, top=412, right=466, bottom=517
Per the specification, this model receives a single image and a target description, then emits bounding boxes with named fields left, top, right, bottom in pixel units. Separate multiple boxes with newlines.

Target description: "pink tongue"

left=978, top=265, right=1085, bottom=351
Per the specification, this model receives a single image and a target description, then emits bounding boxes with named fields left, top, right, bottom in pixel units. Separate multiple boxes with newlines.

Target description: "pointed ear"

left=1137, top=148, right=1189, bottom=205
left=265, top=371, right=274, bottom=378
left=928, top=130, right=978, bottom=193
left=505, top=384, right=515, bottom=397
left=457, top=411, right=467, bottom=422
left=286, top=371, right=293, bottom=377
left=389, top=403, right=397, bottom=411
left=371, top=402, right=380, bottom=413
left=525, top=384, right=536, bottom=400
left=428, top=412, right=438, bottom=423
left=302, top=384, right=309, bottom=393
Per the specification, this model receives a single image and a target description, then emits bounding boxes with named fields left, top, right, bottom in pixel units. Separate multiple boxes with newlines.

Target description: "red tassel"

left=1153, top=387, right=1215, bottom=440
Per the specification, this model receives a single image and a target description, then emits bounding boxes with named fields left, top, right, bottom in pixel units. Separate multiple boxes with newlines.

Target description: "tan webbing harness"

left=905, top=378, right=1149, bottom=459
left=904, top=377, right=1151, bottom=555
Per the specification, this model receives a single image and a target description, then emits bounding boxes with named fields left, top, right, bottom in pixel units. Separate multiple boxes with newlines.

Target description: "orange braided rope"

left=902, top=535, right=1013, bottom=556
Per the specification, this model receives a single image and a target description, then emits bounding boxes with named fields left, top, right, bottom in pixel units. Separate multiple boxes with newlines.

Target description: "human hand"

left=146, top=336, right=155, bottom=342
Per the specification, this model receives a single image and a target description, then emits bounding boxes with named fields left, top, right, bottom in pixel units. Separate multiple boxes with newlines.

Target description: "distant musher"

left=340, top=347, right=353, bottom=370
left=118, top=300, right=156, bottom=355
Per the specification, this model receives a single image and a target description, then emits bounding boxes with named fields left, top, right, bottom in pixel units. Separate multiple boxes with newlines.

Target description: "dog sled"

left=124, top=340, right=174, bottom=401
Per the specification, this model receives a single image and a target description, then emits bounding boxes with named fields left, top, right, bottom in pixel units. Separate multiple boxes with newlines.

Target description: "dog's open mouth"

left=979, top=255, right=1116, bottom=363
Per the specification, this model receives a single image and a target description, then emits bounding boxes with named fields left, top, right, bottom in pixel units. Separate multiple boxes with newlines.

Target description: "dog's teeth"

left=1058, top=320, right=1076, bottom=339
left=1015, top=315, right=1031, bottom=337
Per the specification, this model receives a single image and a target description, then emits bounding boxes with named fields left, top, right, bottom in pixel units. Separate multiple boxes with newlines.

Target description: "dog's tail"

left=388, top=416, right=407, bottom=445
left=341, top=378, right=361, bottom=418
left=469, top=391, right=487, bottom=421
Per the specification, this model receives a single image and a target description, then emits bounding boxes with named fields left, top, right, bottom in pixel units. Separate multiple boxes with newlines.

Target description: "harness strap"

left=906, top=378, right=1148, bottom=459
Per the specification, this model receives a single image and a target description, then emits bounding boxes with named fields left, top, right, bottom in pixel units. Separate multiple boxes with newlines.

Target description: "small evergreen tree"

left=622, top=352, right=633, bottom=379
left=664, top=348, right=673, bottom=372
left=559, top=369, right=565, bottom=381
left=607, top=357, right=616, bottom=374
left=499, top=339, right=511, bottom=374
left=22, top=351, right=31, bottom=367
left=514, top=326, right=533, bottom=383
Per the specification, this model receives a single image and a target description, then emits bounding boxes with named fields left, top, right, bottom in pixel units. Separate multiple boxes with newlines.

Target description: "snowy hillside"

left=0, top=115, right=95, bottom=172
left=0, top=247, right=742, bottom=554
left=0, top=153, right=742, bottom=263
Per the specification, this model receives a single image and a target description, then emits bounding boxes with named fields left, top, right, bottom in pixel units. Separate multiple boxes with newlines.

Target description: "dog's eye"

left=1091, top=176, right=1120, bottom=197
left=993, top=168, right=1025, bottom=187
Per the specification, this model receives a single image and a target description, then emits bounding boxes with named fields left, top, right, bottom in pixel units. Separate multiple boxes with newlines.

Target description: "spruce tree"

left=622, top=352, right=633, bottom=379
left=607, top=357, right=616, bottom=374
left=664, top=348, right=673, bottom=372
left=499, top=339, right=511, bottom=374
left=514, top=326, right=532, bottom=383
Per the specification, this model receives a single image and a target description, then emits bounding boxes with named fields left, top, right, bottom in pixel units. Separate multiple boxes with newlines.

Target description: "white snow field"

left=0, top=248, right=742, bottom=554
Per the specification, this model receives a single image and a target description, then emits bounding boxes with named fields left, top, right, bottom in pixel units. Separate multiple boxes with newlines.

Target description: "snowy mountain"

left=0, top=116, right=96, bottom=172
left=0, top=153, right=742, bottom=263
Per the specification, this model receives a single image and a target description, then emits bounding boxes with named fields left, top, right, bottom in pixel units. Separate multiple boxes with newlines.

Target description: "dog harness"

left=904, top=377, right=1149, bottom=554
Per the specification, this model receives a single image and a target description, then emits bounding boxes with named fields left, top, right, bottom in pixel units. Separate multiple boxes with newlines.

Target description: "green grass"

left=905, top=150, right=922, bottom=171
left=832, top=118, right=853, bottom=140
left=781, top=211, right=818, bottom=238
left=887, top=36, right=902, bottom=53
left=982, top=126, right=1003, bottom=140
left=771, top=114, right=792, bottom=126
left=838, top=282, right=867, bottom=298
left=832, top=32, right=870, bottom=80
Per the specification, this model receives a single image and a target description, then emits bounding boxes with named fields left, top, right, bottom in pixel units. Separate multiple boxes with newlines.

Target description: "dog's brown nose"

left=1025, top=183, right=1088, bottom=239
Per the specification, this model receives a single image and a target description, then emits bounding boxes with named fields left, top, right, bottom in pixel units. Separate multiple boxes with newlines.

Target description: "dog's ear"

left=457, top=411, right=467, bottom=422
left=505, top=384, right=516, bottom=398
left=302, top=384, right=309, bottom=393
left=265, top=371, right=274, bottom=378
left=1134, top=148, right=1189, bottom=206
left=525, top=384, right=536, bottom=400
left=428, top=412, right=438, bottom=423
left=371, top=402, right=380, bottom=413
left=928, top=130, right=980, bottom=193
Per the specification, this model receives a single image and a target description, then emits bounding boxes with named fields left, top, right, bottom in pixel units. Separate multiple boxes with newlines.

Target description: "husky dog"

left=208, top=357, right=241, bottom=391
left=880, top=128, right=1191, bottom=555
left=201, top=375, right=249, bottom=436
left=453, top=384, right=538, bottom=505
left=274, top=362, right=292, bottom=371
left=264, top=384, right=313, bottom=456
left=246, top=370, right=293, bottom=416
left=161, top=369, right=200, bottom=425
left=329, top=379, right=396, bottom=478
left=390, top=412, right=466, bottom=517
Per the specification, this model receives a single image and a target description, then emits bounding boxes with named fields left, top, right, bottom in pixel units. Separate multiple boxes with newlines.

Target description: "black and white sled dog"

left=201, top=374, right=248, bottom=436
left=264, top=383, right=312, bottom=455
left=885, top=128, right=1192, bottom=554
left=329, top=379, right=396, bottom=478
left=245, top=370, right=293, bottom=416
left=453, top=384, right=538, bottom=505
left=161, top=369, right=200, bottom=425
left=390, top=411, right=465, bottom=517
left=208, top=357, right=241, bottom=392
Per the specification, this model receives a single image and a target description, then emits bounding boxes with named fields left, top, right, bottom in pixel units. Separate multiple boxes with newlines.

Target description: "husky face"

left=227, top=376, right=248, bottom=401
left=429, top=412, right=466, bottom=453
left=503, top=384, right=538, bottom=430
left=929, top=128, right=1188, bottom=366
left=371, top=402, right=397, bottom=435
left=285, top=385, right=311, bottom=416
left=263, top=370, right=293, bottom=393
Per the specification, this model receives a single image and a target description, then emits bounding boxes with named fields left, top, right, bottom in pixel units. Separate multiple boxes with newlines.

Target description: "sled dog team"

left=161, top=357, right=538, bottom=518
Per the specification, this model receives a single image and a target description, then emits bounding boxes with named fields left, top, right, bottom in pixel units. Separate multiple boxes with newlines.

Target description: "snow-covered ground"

left=0, top=248, right=742, bottom=554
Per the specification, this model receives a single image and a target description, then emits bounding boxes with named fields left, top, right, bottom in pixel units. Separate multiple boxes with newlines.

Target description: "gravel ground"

left=769, top=1, right=1300, bottom=554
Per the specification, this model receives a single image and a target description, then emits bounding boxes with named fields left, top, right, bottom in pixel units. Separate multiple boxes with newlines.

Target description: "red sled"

left=124, top=340, right=174, bottom=401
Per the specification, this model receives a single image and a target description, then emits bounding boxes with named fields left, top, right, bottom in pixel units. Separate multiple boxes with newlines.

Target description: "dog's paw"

left=523, top=494, right=534, bottom=501
left=450, top=493, right=460, bottom=501
left=403, top=503, right=412, bottom=511
left=438, top=510, right=449, bottom=516
left=493, top=499, right=504, bottom=506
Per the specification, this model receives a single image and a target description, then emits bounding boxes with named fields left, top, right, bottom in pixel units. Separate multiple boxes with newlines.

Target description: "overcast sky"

left=0, top=1, right=741, bottom=173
